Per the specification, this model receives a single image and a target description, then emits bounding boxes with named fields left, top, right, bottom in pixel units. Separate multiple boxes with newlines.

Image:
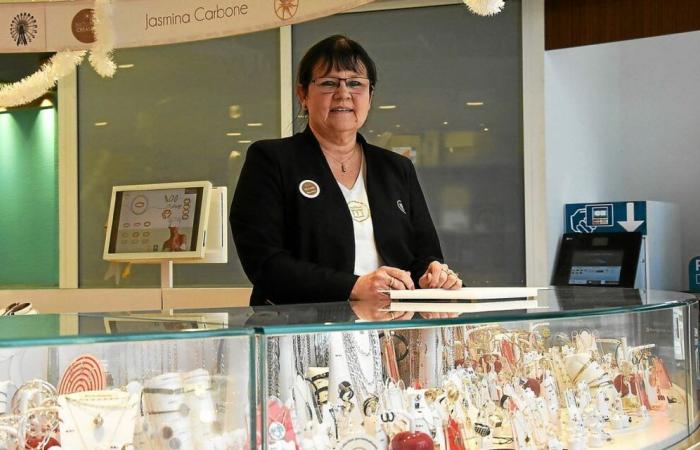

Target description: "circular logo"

left=10, top=12, right=38, bottom=47
left=71, top=9, right=96, bottom=43
left=299, top=179, right=320, bottom=199
left=274, top=0, right=299, bottom=20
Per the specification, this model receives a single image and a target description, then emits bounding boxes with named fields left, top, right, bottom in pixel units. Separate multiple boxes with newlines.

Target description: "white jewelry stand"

left=423, top=329, right=440, bottom=387
left=278, top=336, right=295, bottom=402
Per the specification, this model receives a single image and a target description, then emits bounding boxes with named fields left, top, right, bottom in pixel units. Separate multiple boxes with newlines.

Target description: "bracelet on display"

left=142, top=387, right=187, bottom=395
left=146, top=403, right=190, bottom=417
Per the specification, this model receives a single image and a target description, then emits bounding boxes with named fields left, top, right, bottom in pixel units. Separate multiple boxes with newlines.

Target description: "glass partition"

left=77, top=31, right=280, bottom=288
left=293, top=2, right=525, bottom=285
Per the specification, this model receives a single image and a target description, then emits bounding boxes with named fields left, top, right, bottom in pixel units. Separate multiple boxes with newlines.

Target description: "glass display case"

left=0, top=287, right=698, bottom=450
left=252, top=288, right=700, bottom=450
left=0, top=312, right=255, bottom=450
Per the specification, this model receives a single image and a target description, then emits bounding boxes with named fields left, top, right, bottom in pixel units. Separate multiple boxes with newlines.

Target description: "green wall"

left=0, top=107, right=59, bottom=287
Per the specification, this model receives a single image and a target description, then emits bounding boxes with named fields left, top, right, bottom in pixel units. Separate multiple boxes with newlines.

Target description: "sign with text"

left=0, top=0, right=374, bottom=52
left=566, top=201, right=647, bottom=235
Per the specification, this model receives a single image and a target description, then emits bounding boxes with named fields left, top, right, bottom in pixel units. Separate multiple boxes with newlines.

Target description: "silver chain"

left=342, top=331, right=383, bottom=403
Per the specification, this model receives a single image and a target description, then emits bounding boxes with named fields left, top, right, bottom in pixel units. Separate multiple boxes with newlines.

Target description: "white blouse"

left=337, top=159, right=384, bottom=276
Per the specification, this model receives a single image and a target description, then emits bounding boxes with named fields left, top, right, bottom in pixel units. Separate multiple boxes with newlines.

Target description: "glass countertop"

left=0, top=287, right=696, bottom=346
left=235, top=287, right=697, bottom=334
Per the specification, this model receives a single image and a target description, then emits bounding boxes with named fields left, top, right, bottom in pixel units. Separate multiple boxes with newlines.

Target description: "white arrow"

left=618, top=202, right=644, bottom=232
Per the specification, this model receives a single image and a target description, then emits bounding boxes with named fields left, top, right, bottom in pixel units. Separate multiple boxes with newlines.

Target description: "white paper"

left=388, top=287, right=544, bottom=300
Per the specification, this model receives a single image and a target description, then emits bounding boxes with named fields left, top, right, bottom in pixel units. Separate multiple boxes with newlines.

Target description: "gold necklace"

left=63, top=392, right=131, bottom=450
left=322, top=144, right=359, bottom=173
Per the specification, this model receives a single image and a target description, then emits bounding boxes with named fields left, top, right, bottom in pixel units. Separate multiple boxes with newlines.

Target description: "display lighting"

left=246, top=123, right=263, bottom=127
left=226, top=132, right=241, bottom=136
left=229, top=105, right=241, bottom=119
left=94, top=122, right=108, bottom=127
left=229, top=150, right=241, bottom=159
left=443, top=121, right=448, bottom=125
left=117, top=64, right=135, bottom=69
left=378, top=105, right=396, bottom=110
left=238, top=140, right=252, bottom=144
left=466, top=101, right=484, bottom=106
left=39, top=98, right=53, bottom=107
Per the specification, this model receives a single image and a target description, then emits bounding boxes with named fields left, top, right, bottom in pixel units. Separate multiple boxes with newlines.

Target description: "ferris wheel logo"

left=10, top=12, right=38, bottom=46
left=274, top=0, right=298, bottom=20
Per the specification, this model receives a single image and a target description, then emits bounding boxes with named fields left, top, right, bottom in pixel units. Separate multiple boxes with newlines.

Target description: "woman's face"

left=297, top=62, right=372, bottom=140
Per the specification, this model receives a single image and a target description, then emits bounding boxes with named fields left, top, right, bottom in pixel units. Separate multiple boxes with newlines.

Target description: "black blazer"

left=230, top=127, right=443, bottom=306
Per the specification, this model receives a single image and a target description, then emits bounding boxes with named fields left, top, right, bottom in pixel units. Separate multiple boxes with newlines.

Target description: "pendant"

left=93, top=414, right=104, bottom=428
left=341, top=163, right=347, bottom=173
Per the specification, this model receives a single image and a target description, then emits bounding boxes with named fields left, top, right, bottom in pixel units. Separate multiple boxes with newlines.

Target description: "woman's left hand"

left=419, top=261, right=462, bottom=290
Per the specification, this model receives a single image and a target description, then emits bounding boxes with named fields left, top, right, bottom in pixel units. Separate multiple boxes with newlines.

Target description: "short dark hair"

left=297, top=35, right=377, bottom=94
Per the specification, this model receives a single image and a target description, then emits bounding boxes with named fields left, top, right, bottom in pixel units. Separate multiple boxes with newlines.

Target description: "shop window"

left=293, top=3, right=525, bottom=285
left=78, top=31, right=280, bottom=287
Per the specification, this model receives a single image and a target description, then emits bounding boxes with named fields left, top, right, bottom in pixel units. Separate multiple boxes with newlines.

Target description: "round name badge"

left=299, top=179, right=320, bottom=199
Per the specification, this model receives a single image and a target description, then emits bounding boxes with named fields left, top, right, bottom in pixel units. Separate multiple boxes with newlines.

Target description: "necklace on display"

left=322, top=144, right=359, bottom=173
left=62, top=392, right=132, bottom=450
left=342, top=331, right=383, bottom=404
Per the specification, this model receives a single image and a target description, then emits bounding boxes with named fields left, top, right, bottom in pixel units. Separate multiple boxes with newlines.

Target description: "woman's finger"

left=386, top=268, right=414, bottom=290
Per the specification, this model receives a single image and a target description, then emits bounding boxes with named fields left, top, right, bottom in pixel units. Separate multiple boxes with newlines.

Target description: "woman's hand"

left=350, top=266, right=415, bottom=302
left=419, top=261, right=462, bottom=290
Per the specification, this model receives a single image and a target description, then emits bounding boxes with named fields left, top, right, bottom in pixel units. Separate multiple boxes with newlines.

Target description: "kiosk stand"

left=103, top=181, right=228, bottom=290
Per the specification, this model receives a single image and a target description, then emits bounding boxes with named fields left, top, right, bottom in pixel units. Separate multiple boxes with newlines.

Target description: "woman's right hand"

left=350, top=266, right=415, bottom=302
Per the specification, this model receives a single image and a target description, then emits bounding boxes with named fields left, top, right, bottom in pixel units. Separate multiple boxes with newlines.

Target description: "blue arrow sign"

left=566, top=201, right=647, bottom=235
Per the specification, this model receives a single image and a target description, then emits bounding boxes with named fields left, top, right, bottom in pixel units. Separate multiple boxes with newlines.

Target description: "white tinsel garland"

left=0, top=0, right=117, bottom=108
left=0, top=51, right=86, bottom=108
left=463, top=0, right=505, bottom=16
left=88, top=0, right=117, bottom=77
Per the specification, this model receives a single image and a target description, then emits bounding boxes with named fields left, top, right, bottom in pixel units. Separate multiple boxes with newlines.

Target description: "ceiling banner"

left=0, top=0, right=374, bottom=53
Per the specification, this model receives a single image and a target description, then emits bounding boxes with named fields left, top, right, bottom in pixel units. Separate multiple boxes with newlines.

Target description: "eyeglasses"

left=311, top=77, right=371, bottom=93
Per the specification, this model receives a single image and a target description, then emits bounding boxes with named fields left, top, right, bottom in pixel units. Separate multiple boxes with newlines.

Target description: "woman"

left=230, top=35, right=462, bottom=307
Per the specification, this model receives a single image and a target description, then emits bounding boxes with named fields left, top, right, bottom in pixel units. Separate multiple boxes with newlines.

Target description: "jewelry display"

left=275, top=321, right=691, bottom=450
left=0, top=338, right=250, bottom=450
left=58, top=390, right=138, bottom=450
left=143, top=372, right=195, bottom=450
left=341, top=331, right=383, bottom=404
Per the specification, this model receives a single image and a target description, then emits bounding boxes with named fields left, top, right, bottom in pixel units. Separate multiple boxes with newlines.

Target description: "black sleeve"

left=406, top=161, right=444, bottom=285
left=229, top=143, right=358, bottom=303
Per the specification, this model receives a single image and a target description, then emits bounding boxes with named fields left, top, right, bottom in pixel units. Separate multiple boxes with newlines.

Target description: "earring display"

left=267, top=317, right=696, bottom=450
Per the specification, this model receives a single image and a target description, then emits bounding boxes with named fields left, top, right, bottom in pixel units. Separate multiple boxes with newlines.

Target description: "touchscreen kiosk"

left=103, top=181, right=212, bottom=262
left=552, top=232, right=642, bottom=288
